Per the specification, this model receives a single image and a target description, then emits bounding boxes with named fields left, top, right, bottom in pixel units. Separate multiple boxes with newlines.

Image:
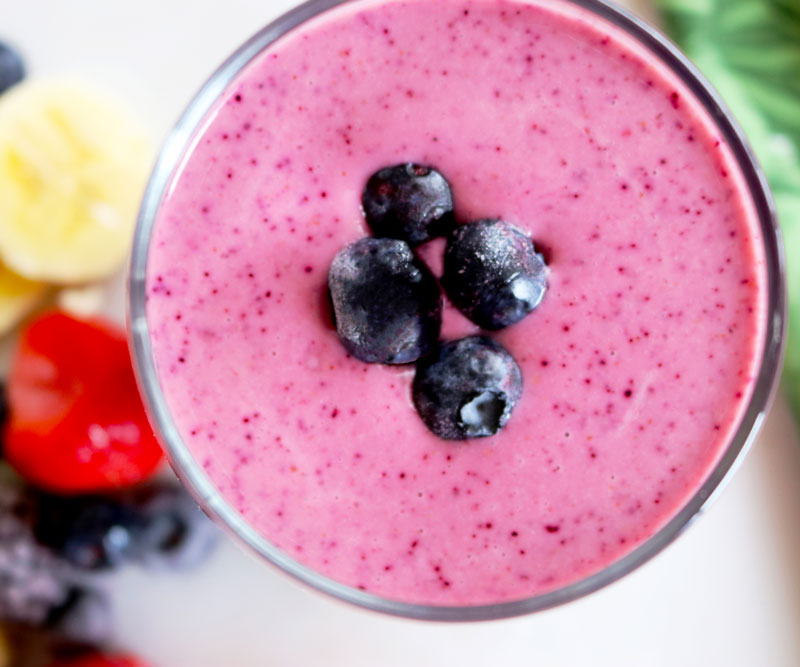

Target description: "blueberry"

left=362, top=163, right=454, bottom=245
left=443, top=219, right=547, bottom=330
left=131, top=483, right=219, bottom=571
left=0, top=42, right=25, bottom=95
left=32, top=483, right=219, bottom=573
left=31, top=494, right=142, bottom=571
left=328, top=238, right=442, bottom=364
left=412, top=336, right=522, bottom=440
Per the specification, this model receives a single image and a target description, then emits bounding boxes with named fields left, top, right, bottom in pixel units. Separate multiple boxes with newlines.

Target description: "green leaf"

left=655, top=0, right=800, bottom=418
left=656, top=0, right=713, bottom=14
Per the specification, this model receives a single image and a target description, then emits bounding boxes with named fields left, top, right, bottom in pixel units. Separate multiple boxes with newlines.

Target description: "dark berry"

left=31, top=493, right=142, bottom=571
left=0, top=485, right=73, bottom=624
left=47, top=587, right=112, bottom=646
left=132, top=483, right=219, bottom=571
left=328, top=238, right=442, bottom=364
left=412, top=336, right=522, bottom=440
left=31, top=483, right=218, bottom=573
left=443, top=219, right=547, bottom=330
left=362, top=163, right=454, bottom=244
left=0, top=42, right=25, bottom=95
left=0, top=382, right=7, bottom=459
left=0, top=383, right=7, bottom=426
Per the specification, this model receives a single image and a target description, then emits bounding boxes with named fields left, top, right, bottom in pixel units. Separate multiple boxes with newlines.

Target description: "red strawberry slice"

left=3, top=311, right=162, bottom=493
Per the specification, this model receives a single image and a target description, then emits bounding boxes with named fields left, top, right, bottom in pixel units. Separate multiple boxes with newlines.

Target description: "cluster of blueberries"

left=327, top=163, right=549, bottom=440
left=0, top=472, right=217, bottom=649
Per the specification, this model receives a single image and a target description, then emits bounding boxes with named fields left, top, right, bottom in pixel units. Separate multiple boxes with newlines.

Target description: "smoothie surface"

left=146, top=0, right=767, bottom=605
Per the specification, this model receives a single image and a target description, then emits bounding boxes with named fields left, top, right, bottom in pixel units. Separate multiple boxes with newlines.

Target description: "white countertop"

left=4, top=1, right=800, bottom=665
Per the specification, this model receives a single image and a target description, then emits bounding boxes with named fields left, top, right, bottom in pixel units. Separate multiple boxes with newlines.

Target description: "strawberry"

left=3, top=311, right=162, bottom=493
left=48, top=654, right=148, bottom=667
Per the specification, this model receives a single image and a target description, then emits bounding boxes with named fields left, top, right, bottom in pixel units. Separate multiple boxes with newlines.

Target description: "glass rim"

left=128, top=0, right=787, bottom=621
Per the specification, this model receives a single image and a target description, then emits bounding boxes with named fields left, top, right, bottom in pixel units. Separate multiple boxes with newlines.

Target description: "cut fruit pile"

left=0, top=309, right=220, bottom=664
left=0, top=41, right=216, bottom=666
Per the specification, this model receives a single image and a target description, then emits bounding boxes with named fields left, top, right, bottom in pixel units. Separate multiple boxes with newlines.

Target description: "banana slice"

left=57, top=282, right=108, bottom=318
left=0, top=262, right=46, bottom=335
left=0, top=79, right=152, bottom=283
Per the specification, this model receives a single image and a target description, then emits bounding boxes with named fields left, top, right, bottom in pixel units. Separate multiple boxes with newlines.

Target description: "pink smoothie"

left=146, top=0, right=766, bottom=605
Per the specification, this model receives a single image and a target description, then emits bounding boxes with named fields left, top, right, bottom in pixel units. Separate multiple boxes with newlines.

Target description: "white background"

left=3, top=1, right=800, bottom=665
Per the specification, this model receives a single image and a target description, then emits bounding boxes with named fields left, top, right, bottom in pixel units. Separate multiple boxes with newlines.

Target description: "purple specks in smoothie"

left=407, top=539, right=420, bottom=556
left=143, top=0, right=766, bottom=607
left=545, top=524, right=561, bottom=534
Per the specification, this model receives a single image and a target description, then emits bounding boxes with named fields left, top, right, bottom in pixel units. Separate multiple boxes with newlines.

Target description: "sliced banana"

left=0, top=262, right=46, bottom=335
left=0, top=79, right=152, bottom=283
left=57, top=282, right=108, bottom=318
